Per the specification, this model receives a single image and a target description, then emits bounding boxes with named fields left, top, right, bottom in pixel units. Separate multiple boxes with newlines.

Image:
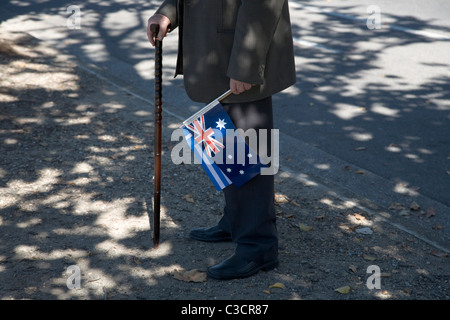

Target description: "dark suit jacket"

left=156, top=0, right=296, bottom=103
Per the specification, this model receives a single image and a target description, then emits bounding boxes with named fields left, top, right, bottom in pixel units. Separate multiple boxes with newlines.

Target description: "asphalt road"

left=1, top=0, right=449, bottom=250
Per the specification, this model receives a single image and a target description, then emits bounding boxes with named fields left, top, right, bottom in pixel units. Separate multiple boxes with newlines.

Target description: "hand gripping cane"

left=150, top=24, right=162, bottom=248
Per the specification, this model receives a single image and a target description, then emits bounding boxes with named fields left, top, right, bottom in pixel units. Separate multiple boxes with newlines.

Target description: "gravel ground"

left=0, top=30, right=448, bottom=301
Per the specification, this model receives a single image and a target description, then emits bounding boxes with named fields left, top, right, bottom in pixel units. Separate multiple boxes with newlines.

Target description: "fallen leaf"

left=389, top=203, right=405, bottom=210
left=355, top=227, right=373, bottom=235
left=402, top=288, right=412, bottom=295
left=334, top=286, right=350, bottom=294
left=426, top=206, right=435, bottom=218
left=431, top=251, right=449, bottom=258
left=269, top=282, right=286, bottom=289
left=182, top=194, right=195, bottom=204
left=355, top=170, right=366, bottom=175
left=409, top=201, right=420, bottom=211
left=275, top=193, right=289, bottom=204
left=399, top=209, right=410, bottom=216
left=353, top=213, right=366, bottom=221
left=362, top=254, right=376, bottom=261
left=263, top=290, right=271, bottom=294
left=291, top=200, right=301, bottom=207
left=299, top=223, right=314, bottom=232
left=348, top=265, right=358, bottom=274
left=314, top=214, right=326, bottom=221
left=338, top=224, right=354, bottom=232
left=173, top=269, right=207, bottom=282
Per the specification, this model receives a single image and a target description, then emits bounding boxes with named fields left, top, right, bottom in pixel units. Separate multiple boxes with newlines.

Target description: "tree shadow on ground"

left=0, top=0, right=449, bottom=300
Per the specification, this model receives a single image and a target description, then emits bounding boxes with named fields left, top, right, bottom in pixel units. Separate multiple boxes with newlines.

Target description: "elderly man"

left=147, top=0, right=296, bottom=280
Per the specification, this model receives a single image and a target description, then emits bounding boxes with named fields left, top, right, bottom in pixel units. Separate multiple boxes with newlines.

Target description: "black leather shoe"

left=207, top=254, right=278, bottom=280
left=189, top=225, right=232, bottom=242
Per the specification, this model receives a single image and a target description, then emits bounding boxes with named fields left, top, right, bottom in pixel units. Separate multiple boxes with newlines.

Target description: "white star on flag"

left=216, top=118, right=227, bottom=130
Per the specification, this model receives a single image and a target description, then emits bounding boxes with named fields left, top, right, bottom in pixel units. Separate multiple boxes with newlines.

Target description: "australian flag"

left=181, top=99, right=266, bottom=191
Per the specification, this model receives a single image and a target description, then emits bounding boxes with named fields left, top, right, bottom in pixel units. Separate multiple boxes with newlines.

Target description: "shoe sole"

left=207, top=260, right=279, bottom=280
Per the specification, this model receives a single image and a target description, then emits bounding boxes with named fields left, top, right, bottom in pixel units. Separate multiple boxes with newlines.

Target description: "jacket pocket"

left=217, top=0, right=240, bottom=33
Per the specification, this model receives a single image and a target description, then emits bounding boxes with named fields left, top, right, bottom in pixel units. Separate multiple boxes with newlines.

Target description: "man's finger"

left=147, top=23, right=157, bottom=46
left=157, top=29, right=166, bottom=41
left=148, top=33, right=155, bottom=46
left=232, top=82, right=242, bottom=94
left=230, top=78, right=254, bottom=95
left=147, top=14, right=171, bottom=46
left=243, top=83, right=252, bottom=91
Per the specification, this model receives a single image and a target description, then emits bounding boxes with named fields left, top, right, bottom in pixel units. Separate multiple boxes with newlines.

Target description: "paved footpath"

left=0, top=2, right=449, bottom=303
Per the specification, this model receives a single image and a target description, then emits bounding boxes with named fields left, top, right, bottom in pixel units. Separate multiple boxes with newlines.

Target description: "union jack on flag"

left=185, top=114, right=225, bottom=158
left=181, top=99, right=266, bottom=191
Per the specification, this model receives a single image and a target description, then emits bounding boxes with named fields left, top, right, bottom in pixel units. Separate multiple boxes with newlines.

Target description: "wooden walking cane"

left=150, top=24, right=162, bottom=248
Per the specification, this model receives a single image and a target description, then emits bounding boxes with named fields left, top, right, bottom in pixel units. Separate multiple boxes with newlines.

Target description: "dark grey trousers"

left=218, top=96, right=278, bottom=262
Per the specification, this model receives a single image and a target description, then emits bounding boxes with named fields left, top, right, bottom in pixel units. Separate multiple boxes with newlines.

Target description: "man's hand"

left=230, top=78, right=253, bottom=95
left=147, top=14, right=171, bottom=46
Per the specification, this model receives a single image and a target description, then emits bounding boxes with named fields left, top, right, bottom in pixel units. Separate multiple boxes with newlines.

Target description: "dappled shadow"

left=0, top=0, right=449, bottom=300
left=0, top=32, right=158, bottom=298
left=276, top=1, right=450, bottom=211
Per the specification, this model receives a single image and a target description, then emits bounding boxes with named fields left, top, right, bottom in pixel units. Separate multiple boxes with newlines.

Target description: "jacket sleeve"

left=155, top=0, right=179, bottom=29
left=227, top=0, right=286, bottom=85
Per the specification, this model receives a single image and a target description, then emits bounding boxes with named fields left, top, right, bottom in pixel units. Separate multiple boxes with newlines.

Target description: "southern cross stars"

left=226, top=168, right=245, bottom=175
left=226, top=153, right=253, bottom=161
left=216, top=118, right=227, bottom=130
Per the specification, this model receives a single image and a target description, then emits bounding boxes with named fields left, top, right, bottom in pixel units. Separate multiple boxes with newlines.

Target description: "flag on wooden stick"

left=181, top=92, right=267, bottom=191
